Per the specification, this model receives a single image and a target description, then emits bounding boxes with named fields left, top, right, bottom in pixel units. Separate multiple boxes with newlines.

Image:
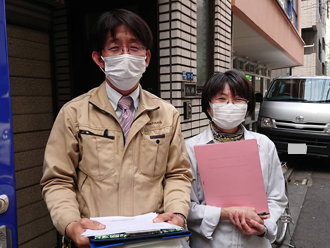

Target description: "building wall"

left=5, top=0, right=232, bottom=247
left=293, top=29, right=316, bottom=76
left=6, top=2, right=58, bottom=248
left=159, top=0, right=200, bottom=139
left=232, top=0, right=304, bottom=67
left=8, top=24, right=57, bottom=248
left=292, top=0, right=326, bottom=76
left=5, top=1, right=66, bottom=247
left=271, top=68, right=291, bottom=80
left=214, top=0, right=232, bottom=73
left=158, top=0, right=231, bottom=139
left=53, top=6, right=71, bottom=111
left=301, top=0, right=317, bottom=29
left=327, top=4, right=330, bottom=75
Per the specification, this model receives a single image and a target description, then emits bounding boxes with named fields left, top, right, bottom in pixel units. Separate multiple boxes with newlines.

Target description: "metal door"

left=0, top=0, right=19, bottom=247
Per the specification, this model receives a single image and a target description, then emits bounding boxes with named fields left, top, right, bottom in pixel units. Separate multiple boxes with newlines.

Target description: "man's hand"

left=229, top=211, right=265, bottom=236
left=65, top=218, right=105, bottom=248
left=153, top=212, right=185, bottom=227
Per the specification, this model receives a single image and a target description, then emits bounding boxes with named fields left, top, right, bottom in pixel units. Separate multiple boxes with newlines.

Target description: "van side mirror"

left=255, top=92, right=263, bottom=103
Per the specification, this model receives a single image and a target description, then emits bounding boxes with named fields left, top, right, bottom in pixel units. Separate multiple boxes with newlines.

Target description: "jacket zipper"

left=89, top=101, right=160, bottom=214
left=90, top=102, right=160, bottom=145
left=89, top=102, right=125, bottom=142
left=79, top=130, right=115, bottom=140
left=132, top=106, right=160, bottom=125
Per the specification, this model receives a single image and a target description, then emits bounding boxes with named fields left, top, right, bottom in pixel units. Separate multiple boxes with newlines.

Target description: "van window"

left=265, top=78, right=330, bottom=102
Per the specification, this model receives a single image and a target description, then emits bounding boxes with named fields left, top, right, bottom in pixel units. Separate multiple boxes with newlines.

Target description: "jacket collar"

left=199, top=124, right=261, bottom=148
left=134, top=85, right=159, bottom=118
left=89, top=82, right=159, bottom=119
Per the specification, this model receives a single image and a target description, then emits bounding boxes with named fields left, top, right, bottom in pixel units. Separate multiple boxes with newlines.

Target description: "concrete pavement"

left=290, top=158, right=330, bottom=248
left=272, top=155, right=311, bottom=248
left=272, top=155, right=330, bottom=248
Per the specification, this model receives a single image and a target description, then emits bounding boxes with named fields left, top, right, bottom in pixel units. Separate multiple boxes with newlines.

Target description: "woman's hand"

left=229, top=211, right=265, bottom=236
left=222, top=206, right=264, bottom=225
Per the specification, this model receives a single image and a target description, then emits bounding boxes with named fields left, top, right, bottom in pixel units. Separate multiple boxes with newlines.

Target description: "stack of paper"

left=82, top=213, right=190, bottom=248
left=82, top=213, right=177, bottom=237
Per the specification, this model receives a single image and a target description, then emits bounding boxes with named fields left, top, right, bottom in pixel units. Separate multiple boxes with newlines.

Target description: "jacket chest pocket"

left=78, top=129, right=116, bottom=180
left=139, top=131, right=171, bottom=178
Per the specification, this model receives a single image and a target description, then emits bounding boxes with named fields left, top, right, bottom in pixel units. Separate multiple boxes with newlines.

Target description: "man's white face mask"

left=100, top=54, right=146, bottom=91
left=209, top=102, right=248, bottom=130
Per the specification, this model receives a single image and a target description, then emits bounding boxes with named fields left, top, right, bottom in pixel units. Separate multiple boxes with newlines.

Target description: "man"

left=41, top=9, right=192, bottom=247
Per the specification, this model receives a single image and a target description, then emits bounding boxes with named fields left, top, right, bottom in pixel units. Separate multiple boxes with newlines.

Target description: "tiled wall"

left=214, top=0, right=232, bottom=73
left=53, top=6, right=72, bottom=111
left=301, top=0, right=317, bottom=29
left=5, top=1, right=58, bottom=245
left=159, top=0, right=232, bottom=139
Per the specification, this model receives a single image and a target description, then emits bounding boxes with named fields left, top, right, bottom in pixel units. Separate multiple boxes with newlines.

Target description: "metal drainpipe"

left=169, top=0, right=172, bottom=103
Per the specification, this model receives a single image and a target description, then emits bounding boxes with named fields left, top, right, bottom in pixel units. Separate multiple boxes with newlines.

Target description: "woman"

left=186, top=70, right=287, bottom=248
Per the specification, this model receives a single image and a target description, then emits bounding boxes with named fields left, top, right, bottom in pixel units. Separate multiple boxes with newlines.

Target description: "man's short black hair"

left=92, top=9, right=153, bottom=53
left=202, top=70, right=256, bottom=120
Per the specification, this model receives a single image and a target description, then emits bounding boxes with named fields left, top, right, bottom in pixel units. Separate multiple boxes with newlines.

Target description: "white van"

left=257, top=76, right=330, bottom=157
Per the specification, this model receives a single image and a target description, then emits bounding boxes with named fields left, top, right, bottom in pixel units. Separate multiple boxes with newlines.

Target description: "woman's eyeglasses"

left=213, top=97, right=249, bottom=104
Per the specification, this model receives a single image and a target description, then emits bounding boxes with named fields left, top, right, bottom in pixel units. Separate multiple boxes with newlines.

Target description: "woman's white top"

left=185, top=125, right=287, bottom=248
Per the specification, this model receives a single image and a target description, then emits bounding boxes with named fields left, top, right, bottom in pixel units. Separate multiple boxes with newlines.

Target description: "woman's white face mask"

left=100, top=54, right=146, bottom=91
left=209, top=102, right=248, bottom=130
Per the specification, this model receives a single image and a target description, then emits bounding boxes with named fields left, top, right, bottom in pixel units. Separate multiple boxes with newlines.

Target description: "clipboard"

left=89, top=229, right=191, bottom=248
left=194, top=139, right=269, bottom=213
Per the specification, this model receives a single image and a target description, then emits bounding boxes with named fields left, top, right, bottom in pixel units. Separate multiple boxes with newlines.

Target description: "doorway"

left=66, top=0, right=159, bottom=98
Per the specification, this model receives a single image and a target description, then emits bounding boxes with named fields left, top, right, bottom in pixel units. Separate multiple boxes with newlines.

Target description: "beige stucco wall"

left=292, top=0, right=326, bottom=76
left=301, top=0, right=317, bottom=29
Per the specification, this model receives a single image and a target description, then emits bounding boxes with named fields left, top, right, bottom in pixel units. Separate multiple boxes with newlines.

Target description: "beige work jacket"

left=40, top=82, right=192, bottom=235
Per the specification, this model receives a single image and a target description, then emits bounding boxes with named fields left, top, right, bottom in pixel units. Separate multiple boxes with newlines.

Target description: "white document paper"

left=82, top=212, right=175, bottom=237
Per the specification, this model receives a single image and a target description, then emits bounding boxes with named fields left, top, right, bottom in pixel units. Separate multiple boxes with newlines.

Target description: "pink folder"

left=193, top=139, right=269, bottom=213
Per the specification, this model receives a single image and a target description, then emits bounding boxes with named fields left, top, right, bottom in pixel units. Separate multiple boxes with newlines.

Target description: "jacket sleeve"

left=163, top=110, right=193, bottom=218
left=264, top=140, right=288, bottom=242
left=185, top=140, right=221, bottom=239
left=40, top=106, right=81, bottom=235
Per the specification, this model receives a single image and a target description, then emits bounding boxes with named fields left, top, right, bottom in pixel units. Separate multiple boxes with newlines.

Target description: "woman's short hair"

left=202, top=70, right=256, bottom=120
left=92, top=9, right=153, bottom=53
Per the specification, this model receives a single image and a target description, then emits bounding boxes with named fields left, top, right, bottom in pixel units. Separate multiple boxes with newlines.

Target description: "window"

left=291, top=0, right=298, bottom=29
left=197, top=0, right=214, bottom=86
left=277, top=0, right=288, bottom=13
left=319, top=0, right=322, bottom=17
left=266, top=79, right=330, bottom=101
left=277, top=0, right=298, bottom=29
left=238, top=60, right=244, bottom=70
left=249, top=64, right=255, bottom=73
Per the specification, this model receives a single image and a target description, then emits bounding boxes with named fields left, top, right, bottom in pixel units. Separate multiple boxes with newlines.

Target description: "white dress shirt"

left=105, top=83, right=140, bottom=119
left=185, top=125, right=287, bottom=248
